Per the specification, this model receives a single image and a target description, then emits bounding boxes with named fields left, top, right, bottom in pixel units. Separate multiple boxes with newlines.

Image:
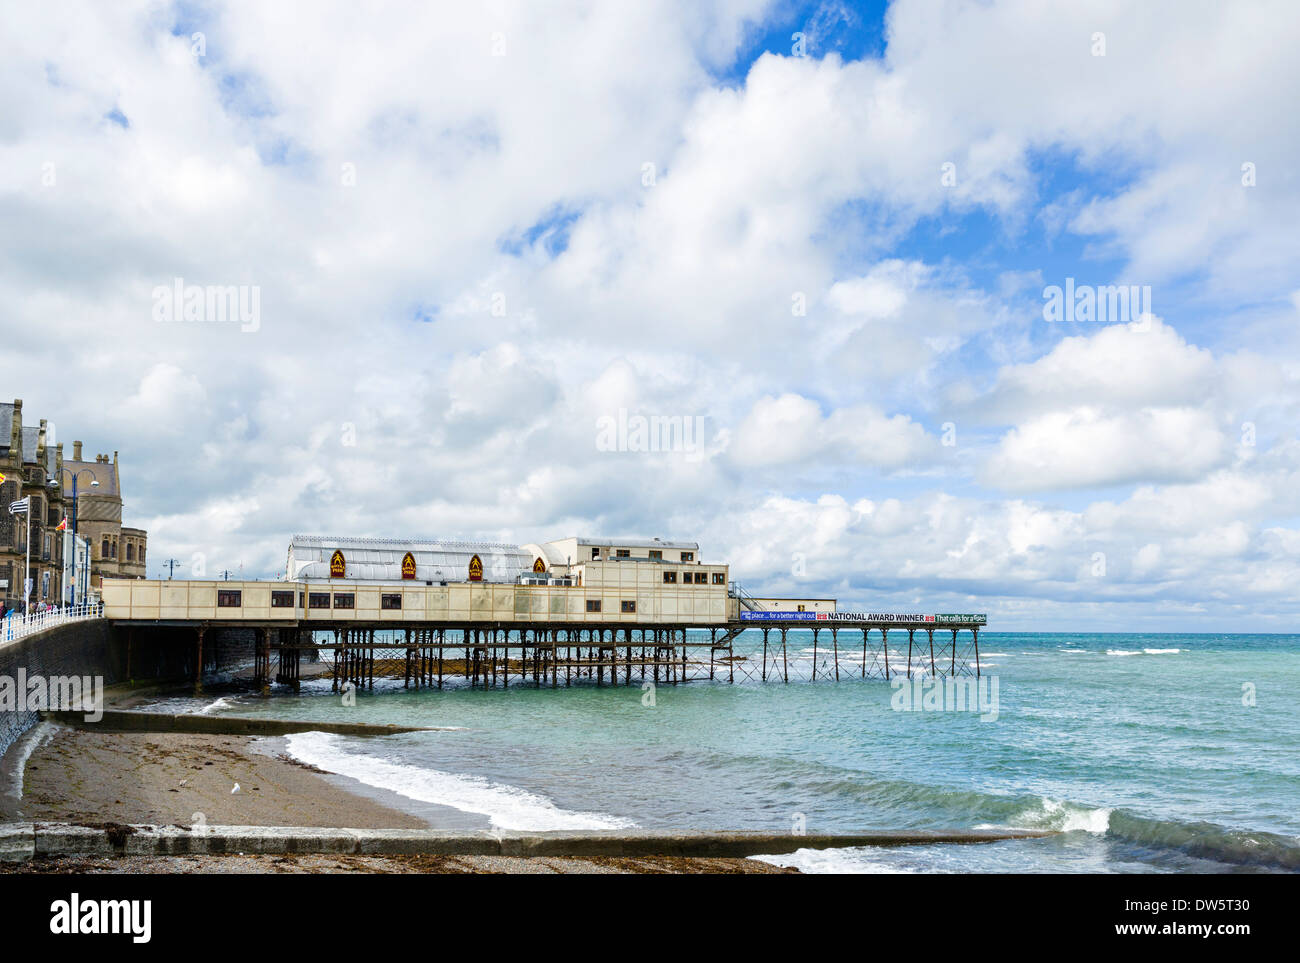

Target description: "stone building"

left=0, top=399, right=63, bottom=610
left=0, top=399, right=147, bottom=609
left=60, top=441, right=148, bottom=589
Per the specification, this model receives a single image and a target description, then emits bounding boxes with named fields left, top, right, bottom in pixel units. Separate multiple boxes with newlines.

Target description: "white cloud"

left=728, top=393, right=934, bottom=470
left=983, top=406, right=1229, bottom=491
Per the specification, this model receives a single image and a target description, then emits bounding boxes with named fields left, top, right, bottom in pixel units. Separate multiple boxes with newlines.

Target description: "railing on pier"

left=0, top=603, right=102, bottom=648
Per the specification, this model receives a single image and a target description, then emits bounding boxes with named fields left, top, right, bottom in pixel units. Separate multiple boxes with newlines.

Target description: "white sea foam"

left=195, top=696, right=238, bottom=715
left=4, top=721, right=54, bottom=801
left=1143, top=648, right=1180, bottom=654
left=1107, top=648, right=1179, bottom=656
left=284, top=731, right=635, bottom=832
left=751, top=847, right=913, bottom=874
left=1000, top=798, right=1112, bottom=835
left=1106, top=649, right=1142, bottom=656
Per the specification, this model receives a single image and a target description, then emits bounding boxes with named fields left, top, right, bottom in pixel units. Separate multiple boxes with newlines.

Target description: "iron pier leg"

left=194, top=627, right=205, bottom=694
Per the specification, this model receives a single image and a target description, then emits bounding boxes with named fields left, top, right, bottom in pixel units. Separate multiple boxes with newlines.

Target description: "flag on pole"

left=8, top=497, right=29, bottom=515
left=56, top=517, right=68, bottom=532
left=0, top=472, right=6, bottom=484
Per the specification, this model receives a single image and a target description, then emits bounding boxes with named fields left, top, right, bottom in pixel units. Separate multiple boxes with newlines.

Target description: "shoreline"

left=0, top=723, right=798, bottom=873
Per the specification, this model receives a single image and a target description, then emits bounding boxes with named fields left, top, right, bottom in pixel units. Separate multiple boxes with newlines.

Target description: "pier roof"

left=287, top=534, right=532, bottom=584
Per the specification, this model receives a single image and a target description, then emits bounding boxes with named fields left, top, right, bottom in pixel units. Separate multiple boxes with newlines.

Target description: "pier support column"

left=907, top=629, right=915, bottom=679
left=780, top=627, right=789, bottom=683
left=193, top=626, right=205, bottom=693
left=811, top=628, right=819, bottom=681
left=973, top=627, right=980, bottom=677
left=881, top=628, right=889, bottom=679
left=255, top=628, right=269, bottom=694
left=831, top=627, right=839, bottom=681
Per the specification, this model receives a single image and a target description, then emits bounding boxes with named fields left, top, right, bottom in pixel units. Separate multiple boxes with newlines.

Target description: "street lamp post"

left=57, top=469, right=99, bottom=608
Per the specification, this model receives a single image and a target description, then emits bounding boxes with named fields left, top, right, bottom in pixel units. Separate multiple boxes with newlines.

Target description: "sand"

left=2, top=724, right=795, bottom=874
left=12, top=726, right=427, bottom=829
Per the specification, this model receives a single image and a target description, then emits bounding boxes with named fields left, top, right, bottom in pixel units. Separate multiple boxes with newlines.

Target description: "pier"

left=98, top=534, right=986, bottom=692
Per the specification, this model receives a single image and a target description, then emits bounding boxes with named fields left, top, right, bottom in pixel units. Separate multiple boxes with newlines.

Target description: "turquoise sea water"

left=161, top=632, right=1300, bottom=873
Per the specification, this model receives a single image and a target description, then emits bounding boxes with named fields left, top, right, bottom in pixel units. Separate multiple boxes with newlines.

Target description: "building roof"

left=572, top=536, right=699, bottom=550
left=287, top=535, right=533, bottom=584
left=21, top=427, right=38, bottom=464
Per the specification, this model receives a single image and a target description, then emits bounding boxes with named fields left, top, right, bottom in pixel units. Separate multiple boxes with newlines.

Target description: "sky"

left=3, top=0, right=1300, bottom=630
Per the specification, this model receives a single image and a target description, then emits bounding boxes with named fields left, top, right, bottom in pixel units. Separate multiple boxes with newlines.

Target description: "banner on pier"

left=739, top=611, right=986, bottom=624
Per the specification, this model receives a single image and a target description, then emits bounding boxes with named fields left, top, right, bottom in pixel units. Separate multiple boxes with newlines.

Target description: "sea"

left=147, top=631, right=1300, bottom=873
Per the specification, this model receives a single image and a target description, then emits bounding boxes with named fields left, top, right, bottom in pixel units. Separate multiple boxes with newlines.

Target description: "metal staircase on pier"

left=728, top=581, right=761, bottom=611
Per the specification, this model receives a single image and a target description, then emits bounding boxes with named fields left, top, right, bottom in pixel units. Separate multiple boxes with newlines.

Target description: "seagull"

left=231, top=783, right=241, bottom=794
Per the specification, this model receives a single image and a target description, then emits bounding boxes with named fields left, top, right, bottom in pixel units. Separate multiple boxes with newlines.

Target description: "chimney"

left=73, top=440, right=82, bottom=461
left=11, top=399, right=21, bottom=454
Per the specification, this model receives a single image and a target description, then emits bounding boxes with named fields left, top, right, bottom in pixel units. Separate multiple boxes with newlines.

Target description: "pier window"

left=586, top=599, right=602, bottom=613
left=591, top=547, right=601, bottom=559
left=680, top=551, right=694, bottom=562
left=217, top=590, right=242, bottom=608
left=615, top=549, right=630, bottom=558
left=621, top=600, right=636, bottom=613
left=333, top=593, right=355, bottom=609
left=693, top=571, right=707, bottom=584
left=712, top=572, right=725, bottom=585
left=649, top=550, right=662, bottom=560
left=381, top=593, right=402, bottom=610
left=662, top=571, right=676, bottom=583
left=271, top=591, right=294, bottom=608
left=308, top=592, right=330, bottom=609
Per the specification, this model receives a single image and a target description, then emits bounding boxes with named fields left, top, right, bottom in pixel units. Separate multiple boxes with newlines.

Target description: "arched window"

left=102, top=537, right=110, bottom=558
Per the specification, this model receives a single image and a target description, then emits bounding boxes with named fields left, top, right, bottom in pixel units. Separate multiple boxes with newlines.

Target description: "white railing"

left=0, top=603, right=102, bottom=646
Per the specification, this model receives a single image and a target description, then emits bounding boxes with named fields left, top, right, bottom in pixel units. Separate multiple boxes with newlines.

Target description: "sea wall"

left=0, top=620, right=119, bottom=757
